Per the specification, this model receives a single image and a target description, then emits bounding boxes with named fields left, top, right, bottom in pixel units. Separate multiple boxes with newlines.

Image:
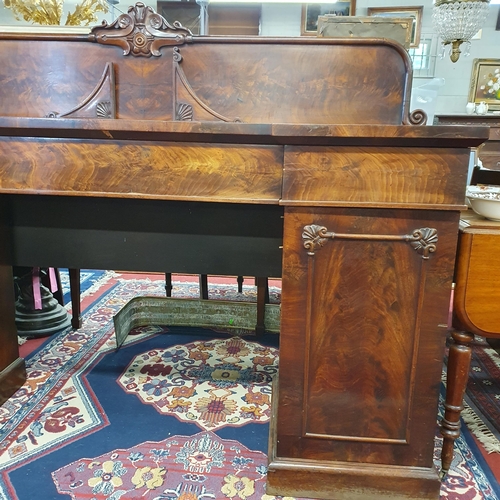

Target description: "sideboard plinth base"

left=266, top=452, right=441, bottom=500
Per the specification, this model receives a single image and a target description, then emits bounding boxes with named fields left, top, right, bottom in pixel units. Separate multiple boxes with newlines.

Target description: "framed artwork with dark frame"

left=468, top=58, right=500, bottom=111
left=367, top=6, right=423, bottom=47
left=301, top=1, right=356, bottom=36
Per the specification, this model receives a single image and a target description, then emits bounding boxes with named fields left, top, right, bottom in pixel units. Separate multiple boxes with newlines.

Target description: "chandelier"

left=432, top=0, right=490, bottom=63
left=3, top=0, right=108, bottom=26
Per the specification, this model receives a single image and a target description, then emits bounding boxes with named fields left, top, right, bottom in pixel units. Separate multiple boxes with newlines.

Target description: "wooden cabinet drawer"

left=282, top=146, right=468, bottom=210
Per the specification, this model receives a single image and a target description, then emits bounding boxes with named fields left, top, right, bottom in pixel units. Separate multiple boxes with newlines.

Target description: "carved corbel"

left=173, top=47, right=242, bottom=122
left=90, top=2, right=193, bottom=57
left=46, top=62, right=115, bottom=119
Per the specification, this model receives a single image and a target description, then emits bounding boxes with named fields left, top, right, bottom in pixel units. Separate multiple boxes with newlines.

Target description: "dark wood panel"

left=0, top=37, right=411, bottom=125
left=277, top=207, right=459, bottom=467
left=304, top=236, right=420, bottom=442
left=0, top=263, right=25, bottom=406
left=282, top=147, right=469, bottom=209
left=0, top=265, right=18, bottom=370
left=0, top=139, right=282, bottom=203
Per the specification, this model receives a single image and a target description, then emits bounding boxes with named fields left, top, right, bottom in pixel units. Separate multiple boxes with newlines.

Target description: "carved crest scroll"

left=90, top=2, right=193, bottom=57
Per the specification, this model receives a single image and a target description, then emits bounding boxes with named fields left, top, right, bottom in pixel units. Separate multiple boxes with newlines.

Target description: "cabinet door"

left=277, top=206, right=458, bottom=467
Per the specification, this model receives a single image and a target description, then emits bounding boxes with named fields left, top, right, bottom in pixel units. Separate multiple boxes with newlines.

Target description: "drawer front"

left=0, top=138, right=283, bottom=204
left=282, top=146, right=469, bottom=209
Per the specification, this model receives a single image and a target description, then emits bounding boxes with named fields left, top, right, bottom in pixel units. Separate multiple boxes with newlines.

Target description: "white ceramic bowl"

left=466, top=185, right=500, bottom=222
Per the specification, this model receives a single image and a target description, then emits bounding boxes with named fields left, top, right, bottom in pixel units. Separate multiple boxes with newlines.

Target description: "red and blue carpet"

left=1, top=271, right=499, bottom=499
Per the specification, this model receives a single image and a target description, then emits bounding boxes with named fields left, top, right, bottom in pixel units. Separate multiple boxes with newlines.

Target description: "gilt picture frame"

left=301, top=1, right=356, bottom=36
left=367, top=6, right=423, bottom=47
left=468, top=58, right=500, bottom=111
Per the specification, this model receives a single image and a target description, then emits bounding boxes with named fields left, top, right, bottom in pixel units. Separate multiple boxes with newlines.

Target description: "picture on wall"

left=367, top=6, right=423, bottom=47
left=468, top=58, right=500, bottom=111
left=301, top=1, right=356, bottom=35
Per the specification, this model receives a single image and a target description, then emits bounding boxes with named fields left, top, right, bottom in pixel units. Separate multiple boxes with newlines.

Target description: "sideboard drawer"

left=282, top=146, right=469, bottom=210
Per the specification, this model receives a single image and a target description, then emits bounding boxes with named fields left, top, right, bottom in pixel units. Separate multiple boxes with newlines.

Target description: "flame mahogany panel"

left=0, top=138, right=282, bottom=202
left=283, top=146, right=469, bottom=209
left=277, top=207, right=459, bottom=466
left=0, top=38, right=412, bottom=125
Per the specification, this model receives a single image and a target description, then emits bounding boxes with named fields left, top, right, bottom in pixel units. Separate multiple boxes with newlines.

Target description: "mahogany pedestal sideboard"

left=0, top=7, right=489, bottom=498
left=440, top=210, right=500, bottom=474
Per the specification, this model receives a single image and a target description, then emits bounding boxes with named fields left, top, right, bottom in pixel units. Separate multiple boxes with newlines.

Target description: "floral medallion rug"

left=1, top=272, right=499, bottom=499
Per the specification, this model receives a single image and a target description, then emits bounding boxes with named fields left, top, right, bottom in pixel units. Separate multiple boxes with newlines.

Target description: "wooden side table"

left=440, top=210, right=500, bottom=474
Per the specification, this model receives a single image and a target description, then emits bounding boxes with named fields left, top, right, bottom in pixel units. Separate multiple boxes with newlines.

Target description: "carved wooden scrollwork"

left=46, top=62, right=116, bottom=119
left=302, top=224, right=438, bottom=259
left=90, top=2, right=193, bottom=57
left=404, top=109, right=427, bottom=126
left=408, top=227, right=438, bottom=259
left=173, top=47, right=242, bottom=123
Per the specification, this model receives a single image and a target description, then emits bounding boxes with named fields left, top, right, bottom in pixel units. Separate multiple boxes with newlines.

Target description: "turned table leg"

left=255, top=276, right=268, bottom=337
left=440, top=329, right=474, bottom=476
left=69, top=269, right=82, bottom=329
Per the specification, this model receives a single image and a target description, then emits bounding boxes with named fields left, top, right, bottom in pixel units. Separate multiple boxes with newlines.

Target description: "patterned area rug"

left=1, top=272, right=499, bottom=499
left=462, top=336, right=500, bottom=456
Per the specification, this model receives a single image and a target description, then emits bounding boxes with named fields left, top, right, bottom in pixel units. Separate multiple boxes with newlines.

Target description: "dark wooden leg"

left=440, top=330, right=474, bottom=476
left=165, top=273, right=173, bottom=297
left=237, top=275, right=244, bottom=293
left=51, top=268, right=64, bottom=306
left=199, top=274, right=208, bottom=300
left=255, top=276, right=267, bottom=337
left=69, top=268, right=82, bottom=329
left=0, top=265, right=26, bottom=405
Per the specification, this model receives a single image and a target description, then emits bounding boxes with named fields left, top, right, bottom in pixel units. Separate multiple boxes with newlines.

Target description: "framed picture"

left=468, top=58, right=500, bottom=111
left=301, top=1, right=356, bottom=36
left=367, top=6, right=423, bottom=47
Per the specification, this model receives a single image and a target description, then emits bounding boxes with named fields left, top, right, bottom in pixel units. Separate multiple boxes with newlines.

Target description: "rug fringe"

left=462, top=402, right=500, bottom=454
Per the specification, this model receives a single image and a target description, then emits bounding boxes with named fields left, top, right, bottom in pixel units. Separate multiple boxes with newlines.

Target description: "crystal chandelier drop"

left=432, top=0, right=490, bottom=63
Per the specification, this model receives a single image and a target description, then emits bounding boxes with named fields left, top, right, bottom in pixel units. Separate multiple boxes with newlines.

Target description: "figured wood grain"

left=0, top=28, right=488, bottom=500
left=277, top=207, right=459, bottom=467
left=0, top=139, right=282, bottom=203
left=0, top=37, right=409, bottom=125
left=303, top=233, right=421, bottom=442
left=282, top=147, right=469, bottom=209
